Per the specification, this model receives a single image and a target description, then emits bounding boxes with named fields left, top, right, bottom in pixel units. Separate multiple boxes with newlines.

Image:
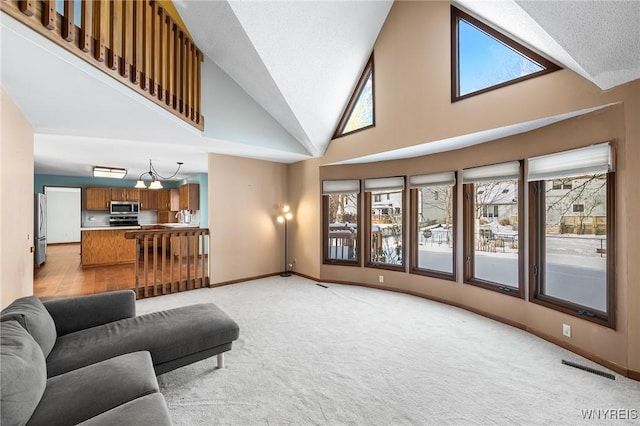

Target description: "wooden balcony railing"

left=1, top=0, right=204, bottom=130
left=125, top=228, right=209, bottom=299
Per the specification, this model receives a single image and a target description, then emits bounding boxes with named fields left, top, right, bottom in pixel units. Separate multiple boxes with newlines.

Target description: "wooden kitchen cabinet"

left=81, top=229, right=136, bottom=266
left=157, top=189, right=180, bottom=211
left=157, top=211, right=179, bottom=223
left=85, top=187, right=112, bottom=210
left=111, top=188, right=139, bottom=202
left=179, top=184, right=199, bottom=211
left=139, top=189, right=158, bottom=210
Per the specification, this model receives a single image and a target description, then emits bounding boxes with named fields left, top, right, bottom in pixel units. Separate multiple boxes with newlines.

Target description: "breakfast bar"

left=80, top=224, right=200, bottom=267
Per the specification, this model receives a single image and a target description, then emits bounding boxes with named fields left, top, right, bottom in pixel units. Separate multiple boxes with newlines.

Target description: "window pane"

left=326, top=193, right=358, bottom=261
left=417, top=185, right=453, bottom=274
left=459, top=20, right=543, bottom=96
left=542, top=174, right=607, bottom=311
left=371, top=190, right=403, bottom=266
left=343, top=72, right=373, bottom=134
left=473, top=179, right=519, bottom=287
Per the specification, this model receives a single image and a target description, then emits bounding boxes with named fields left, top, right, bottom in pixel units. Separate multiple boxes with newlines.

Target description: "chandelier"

left=134, top=159, right=183, bottom=189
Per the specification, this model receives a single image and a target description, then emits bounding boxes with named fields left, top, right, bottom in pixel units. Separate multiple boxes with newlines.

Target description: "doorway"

left=44, top=186, right=81, bottom=243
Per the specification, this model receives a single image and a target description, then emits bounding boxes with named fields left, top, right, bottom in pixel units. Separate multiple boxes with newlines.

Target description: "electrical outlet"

left=379, top=275, right=384, bottom=283
left=562, top=323, right=571, bottom=337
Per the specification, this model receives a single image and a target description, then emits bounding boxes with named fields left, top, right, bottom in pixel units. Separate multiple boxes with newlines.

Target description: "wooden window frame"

left=528, top=174, right=616, bottom=328
left=365, top=183, right=406, bottom=272
left=409, top=184, right=457, bottom=281
left=450, top=6, right=560, bottom=102
left=322, top=190, right=362, bottom=267
left=463, top=163, right=525, bottom=298
left=333, top=53, right=375, bottom=139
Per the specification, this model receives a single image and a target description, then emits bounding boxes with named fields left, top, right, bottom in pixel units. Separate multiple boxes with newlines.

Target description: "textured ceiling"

left=456, top=0, right=640, bottom=90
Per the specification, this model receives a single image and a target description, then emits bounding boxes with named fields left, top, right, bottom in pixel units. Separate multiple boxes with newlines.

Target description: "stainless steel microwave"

left=110, top=201, right=140, bottom=215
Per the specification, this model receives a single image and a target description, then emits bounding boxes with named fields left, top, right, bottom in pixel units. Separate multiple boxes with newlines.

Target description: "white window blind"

left=364, top=177, right=405, bottom=192
left=527, top=143, right=613, bottom=182
left=409, top=172, right=456, bottom=188
left=462, top=161, right=520, bottom=184
left=322, top=180, right=360, bottom=195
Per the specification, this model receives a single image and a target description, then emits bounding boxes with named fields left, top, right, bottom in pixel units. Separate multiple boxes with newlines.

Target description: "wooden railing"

left=125, top=228, right=209, bottom=299
left=1, top=0, right=204, bottom=130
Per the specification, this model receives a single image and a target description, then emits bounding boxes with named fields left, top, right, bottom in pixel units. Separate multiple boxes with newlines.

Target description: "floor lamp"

left=277, top=205, right=293, bottom=277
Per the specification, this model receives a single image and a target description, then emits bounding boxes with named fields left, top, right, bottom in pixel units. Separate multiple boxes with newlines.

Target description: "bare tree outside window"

left=416, top=185, right=454, bottom=274
left=471, top=178, right=519, bottom=288
left=370, top=190, right=403, bottom=266
left=538, top=173, right=609, bottom=313
left=326, top=193, right=358, bottom=262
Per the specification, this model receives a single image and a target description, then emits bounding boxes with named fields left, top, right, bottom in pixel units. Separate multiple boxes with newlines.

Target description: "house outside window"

left=410, top=172, right=456, bottom=279
left=528, top=143, right=615, bottom=327
left=322, top=180, right=361, bottom=265
left=365, top=177, right=405, bottom=270
left=463, top=161, right=523, bottom=297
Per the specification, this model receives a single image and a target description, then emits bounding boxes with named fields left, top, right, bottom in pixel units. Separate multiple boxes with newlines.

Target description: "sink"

left=159, top=223, right=198, bottom=228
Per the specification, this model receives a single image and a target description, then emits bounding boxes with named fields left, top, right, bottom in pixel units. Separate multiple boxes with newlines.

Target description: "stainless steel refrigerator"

left=34, top=193, right=47, bottom=266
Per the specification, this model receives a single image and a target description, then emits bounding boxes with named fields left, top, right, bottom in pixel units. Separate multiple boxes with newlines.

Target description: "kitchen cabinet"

left=179, top=184, right=199, bottom=211
left=81, top=229, right=136, bottom=266
left=158, top=211, right=179, bottom=223
left=111, top=188, right=139, bottom=202
left=85, top=187, right=139, bottom=210
left=157, top=189, right=180, bottom=211
left=139, top=189, right=158, bottom=210
left=85, top=187, right=112, bottom=210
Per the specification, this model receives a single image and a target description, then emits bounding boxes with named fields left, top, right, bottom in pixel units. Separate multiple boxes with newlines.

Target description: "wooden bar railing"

left=125, top=228, right=209, bottom=299
left=1, top=0, right=204, bottom=130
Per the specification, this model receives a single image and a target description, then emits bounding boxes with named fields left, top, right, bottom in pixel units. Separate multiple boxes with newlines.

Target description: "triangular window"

left=451, top=6, right=560, bottom=102
left=333, top=54, right=375, bottom=138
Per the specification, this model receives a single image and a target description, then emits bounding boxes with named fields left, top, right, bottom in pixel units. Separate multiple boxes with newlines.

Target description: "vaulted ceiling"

left=1, top=1, right=638, bottom=179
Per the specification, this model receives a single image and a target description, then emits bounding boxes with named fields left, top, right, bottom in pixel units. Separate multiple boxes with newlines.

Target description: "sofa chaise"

left=1, top=290, right=240, bottom=425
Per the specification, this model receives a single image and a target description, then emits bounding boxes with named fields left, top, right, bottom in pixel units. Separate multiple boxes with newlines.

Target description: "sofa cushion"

left=1, top=296, right=56, bottom=357
left=76, top=393, right=172, bottom=426
left=46, top=303, right=239, bottom=377
left=28, top=351, right=159, bottom=426
left=0, top=321, right=47, bottom=426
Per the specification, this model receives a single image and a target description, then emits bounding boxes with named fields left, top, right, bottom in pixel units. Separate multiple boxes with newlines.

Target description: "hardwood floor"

left=34, top=243, right=209, bottom=300
left=34, top=244, right=135, bottom=300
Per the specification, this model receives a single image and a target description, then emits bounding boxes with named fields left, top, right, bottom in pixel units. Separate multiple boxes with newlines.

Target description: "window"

left=463, top=161, right=523, bottom=297
left=451, top=6, right=560, bottom=102
left=333, top=54, right=374, bottom=138
left=529, top=143, right=615, bottom=327
left=482, top=205, right=499, bottom=218
left=322, top=180, right=361, bottom=265
left=410, top=172, right=456, bottom=279
left=365, top=177, right=405, bottom=270
left=552, top=179, right=573, bottom=190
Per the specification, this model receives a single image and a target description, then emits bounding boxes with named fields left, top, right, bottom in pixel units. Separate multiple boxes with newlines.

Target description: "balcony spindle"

left=61, top=0, right=74, bottom=41
left=2, top=0, right=204, bottom=129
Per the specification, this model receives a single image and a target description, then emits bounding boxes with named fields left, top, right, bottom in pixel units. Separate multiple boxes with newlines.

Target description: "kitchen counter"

left=81, top=224, right=205, bottom=267
left=81, top=226, right=141, bottom=231
left=81, top=224, right=201, bottom=231
left=81, top=228, right=137, bottom=267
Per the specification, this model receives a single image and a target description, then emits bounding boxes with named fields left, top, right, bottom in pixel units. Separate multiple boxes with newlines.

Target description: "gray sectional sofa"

left=0, top=290, right=240, bottom=425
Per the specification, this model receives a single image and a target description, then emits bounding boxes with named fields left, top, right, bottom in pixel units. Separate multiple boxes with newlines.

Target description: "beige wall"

left=288, top=1, right=640, bottom=375
left=208, top=154, right=288, bottom=284
left=1, top=88, right=34, bottom=308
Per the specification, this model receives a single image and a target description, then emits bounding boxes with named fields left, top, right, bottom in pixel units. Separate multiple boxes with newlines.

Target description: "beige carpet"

left=136, top=276, right=640, bottom=425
